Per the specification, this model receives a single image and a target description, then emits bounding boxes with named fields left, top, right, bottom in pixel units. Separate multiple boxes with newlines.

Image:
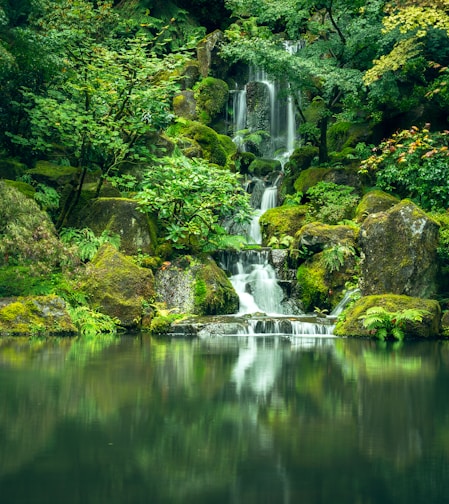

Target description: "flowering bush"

left=359, top=126, right=449, bottom=211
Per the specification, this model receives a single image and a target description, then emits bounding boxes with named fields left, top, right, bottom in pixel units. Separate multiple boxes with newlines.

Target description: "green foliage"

left=359, top=306, right=429, bottom=341
left=33, top=183, right=60, bottom=212
left=322, top=244, right=356, bottom=273
left=59, top=227, right=120, bottom=262
left=67, top=305, right=118, bottom=337
left=306, top=181, right=360, bottom=225
left=267, top=235, right=294, bottom=249
left=134, top=154, right=252, bottom=252
left=360, top=126, right=449, bottom=211
left=193, top=77, right=229, bottom=124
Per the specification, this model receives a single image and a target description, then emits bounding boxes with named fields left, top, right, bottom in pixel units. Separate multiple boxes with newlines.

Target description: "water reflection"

left=0, top=335, right=449, bottom=503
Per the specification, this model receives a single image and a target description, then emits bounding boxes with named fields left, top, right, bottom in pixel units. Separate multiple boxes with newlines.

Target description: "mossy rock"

left=294, top=167, right=331, bottom=194
left=285, top=146, right=319, bottom=175
left=235, top=152, right=256, bottom=174
left=194, top=77, right=229, bottom=125
left=3, top=179, right=35, bottom=198
left=359, top=200, right=439, bottom=298
left=296, top=253, right=330, bottom=313
left=355, top=190, right=400, bottom=223
left=218, top=134, right=237, bottom=157
left=260, top=205, right=308, bottom=245
left=68, top=197, right=158, bottom=255
left=196, top=30, right=224, bottom=77
left=248, top=158, right=282, bottom=177
left=27, top=161, right=80, bottom=188
left=295, top=222, right=358, bottom=252
left=83, top=243, right=155, bottom=328
left=327, top=121, right=370, bottom=153
left=0, top=295, right=77, bottom=336
left=0, top=158, right=28, bottom=180
left=440, top=310, right=449, bottom=337
left=155, top=255, right=238, bottom=316
left=334, top=294, right=441, bottom=338
left=184, top=121, right=228, bottom=166
left=173, top=90, right=197, bottom=120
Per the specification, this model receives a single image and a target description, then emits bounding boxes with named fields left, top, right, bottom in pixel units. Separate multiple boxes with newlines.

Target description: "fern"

left=60, top=227, right=120, bottom=261
left=359, top=306, right=429, bottom=341
left=68, top=305, right=119, bottom=336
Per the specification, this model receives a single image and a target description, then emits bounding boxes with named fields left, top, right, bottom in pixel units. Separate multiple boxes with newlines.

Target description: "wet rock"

left=295, top=222, right=358, bottom=252
left=173, top=90, right=197, bottom=120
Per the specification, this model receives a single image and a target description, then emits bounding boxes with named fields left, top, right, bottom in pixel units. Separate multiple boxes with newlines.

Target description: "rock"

left=83, top=244, right=155, bottom=328
left=0, top=158, right=28, bottom=180
left=334, top=294, right=441, bottom=338
left=155, top=255, right=238, bottom=316
left=294, top=166, right=362, bottom=194
left=193, top=77, right=229, bottom=125
left=359, top=200, right=439, bottom=298
left=69, top=197, right=158, bottom=255
left=260, top=205, right=308, bottom=245
left=296, top=253, right=331, bottom=313
left=173, top=90, right=197, bottom=120
left=196, top=30, right=224, bottom=77
left=248, top=158, right=282, bottom=177
left=27, top=160, right=80, bottom=188
left=354, top=190, right=399, bottom=223
left=295, top=222, right=358, bottom=252
left=0, top=295, right=76, bottom=336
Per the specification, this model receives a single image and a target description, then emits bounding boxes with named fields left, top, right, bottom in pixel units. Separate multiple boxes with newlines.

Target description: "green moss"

left=294, top=167, right=331, bottom=194
left=334, top=294, right=441, bottom=338
left=193, top=77, right=229, bottom=125
left=3, top=179, right=35, bottom=198
left=260, top=205, right=308, bottom=244
left=354, top=190, right=399, bottom=222
left=194, top=257, right=239, bottom=315
left=296, top=254, right=330, bottom=312
left=218, top=134, right=237, bottom=157
left=0, top=295, right=77, bottom=335
left=327, top=121, right=370, bottom=152
left=27, top=161, right=80, bottom=186
left=0, top=157, right=28, bottom=179
left=248, top=158, right=282, bottom=177
left=185, top=122, right=227, bottom=166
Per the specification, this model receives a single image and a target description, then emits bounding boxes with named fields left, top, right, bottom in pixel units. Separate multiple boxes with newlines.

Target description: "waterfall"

left=230, top=41, right=302, bottom=157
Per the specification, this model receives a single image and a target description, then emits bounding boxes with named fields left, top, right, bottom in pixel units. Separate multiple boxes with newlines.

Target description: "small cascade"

left=221, top=250, right=287, bottom=315
left=247, top=180, right=278, bottom=244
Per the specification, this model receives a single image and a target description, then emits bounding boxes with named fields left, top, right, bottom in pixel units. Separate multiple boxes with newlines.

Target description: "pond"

left=1, top=333, right=449, bottom=504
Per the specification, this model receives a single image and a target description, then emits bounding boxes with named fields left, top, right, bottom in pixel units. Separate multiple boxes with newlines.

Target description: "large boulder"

left=196, top=30, right=224, bottom=77
left=354, top=190, right=399, bottom=223
left=359, top=200, right=439, bottom=298
left=0, top=295, right=76, bottom=336
left=260, top=205, right=308, bottom=245
left=83, top=244, right=155, bottom=328
left=69, top=197, right=158, bottom=255
left=334, top=294, right=441, bottom=338
left=173, top=90, right=197, bottom=120
left=155, top=255, right=238, bottom=316
left=295, top=222, right=358, bottom=252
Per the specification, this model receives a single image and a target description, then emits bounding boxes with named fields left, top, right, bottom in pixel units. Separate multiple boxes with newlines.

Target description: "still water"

left=1, top=333, right=449, bottom=504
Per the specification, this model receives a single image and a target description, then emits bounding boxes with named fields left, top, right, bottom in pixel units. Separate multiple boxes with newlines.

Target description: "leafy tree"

left=222, top=0, right=385, bottom=162
left=133, top=153, right=252, bottom=251
left=7, top=0, right=192, bottom=225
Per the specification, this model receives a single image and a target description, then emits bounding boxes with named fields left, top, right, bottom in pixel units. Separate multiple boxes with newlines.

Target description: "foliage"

left=322, top=244, right=356, bottom=273
left=267, top=235, right=294, bottom=249
left=359, top=306, right=429, bottom=341
left=67, top=305, right=119, bottom=337
left=306, top=181, right=360, bottom=224
left=134, top=154, right=252, bottom=251
left=359, top=126, right=449, bottom=210
left=193, top=77, right=229, bottom=124
left=59, top=227, right=120, bottom=262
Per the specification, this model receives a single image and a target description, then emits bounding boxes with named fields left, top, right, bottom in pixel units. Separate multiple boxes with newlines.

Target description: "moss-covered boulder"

left=359, top=200, right=439, bottom=298
left=248, top=158, right=282, bottom=177
left=69, top=197, right=157, bottom=255
left=294, top=166, right=362, bottom=194
left=334, top=294, right=441, bottom=338
left=260, top=205, right=308, bottom=245
left=193, top=77, right=229, bottom=125
left=2, top=179, right=36, bottom=198
left=83, top=243, right=155, bottom=328
left=155, top=255, right=238, bottom=316
left=282, top=146, right=319, bottom=195
left=27, top=161, right=80, bottom=188
left=0, top=295, right=77, bottom=336
left=173, top=90, right=197, bottom=120
left=0, top=157, right=28, bottom=180
left=296, top=253, right=330, bottom=313
left=327, top=121, right=370, bottom=153
left=295, top=222, right=358, bottom=252
left=354, top=190, right=400, bottom=223
left=184, top=122, right=228, bottom=166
